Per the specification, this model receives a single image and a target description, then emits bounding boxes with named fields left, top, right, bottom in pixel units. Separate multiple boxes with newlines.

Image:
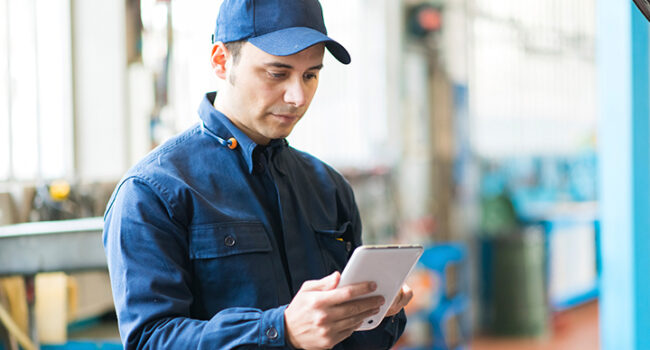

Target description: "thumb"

left=300, top=271, right=340, bottom=292
left=401, top=284, right=414, bottom=304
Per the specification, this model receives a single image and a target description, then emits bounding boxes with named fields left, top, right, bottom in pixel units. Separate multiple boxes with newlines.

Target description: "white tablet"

left=338, top=244, right=424, bottom=331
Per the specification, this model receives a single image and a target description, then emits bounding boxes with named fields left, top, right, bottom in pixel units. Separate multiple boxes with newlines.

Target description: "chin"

left=269, top=128, right=295, bottom=140
left=271, top=132, right=291, bottom=140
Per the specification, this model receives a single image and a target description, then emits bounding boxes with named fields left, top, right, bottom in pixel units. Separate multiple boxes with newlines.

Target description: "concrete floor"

left=470, top=301, right=599, bottom=350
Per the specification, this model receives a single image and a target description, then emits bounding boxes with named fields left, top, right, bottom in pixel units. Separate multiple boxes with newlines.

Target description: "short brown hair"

left=224, top=40, right=246, bottom=65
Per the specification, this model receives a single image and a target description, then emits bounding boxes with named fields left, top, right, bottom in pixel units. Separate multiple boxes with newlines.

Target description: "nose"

left=283, top=78, right=308, bottom=108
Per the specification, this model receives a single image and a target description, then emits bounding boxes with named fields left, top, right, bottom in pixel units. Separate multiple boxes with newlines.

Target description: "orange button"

left=228, top=137, right=238, bottom=149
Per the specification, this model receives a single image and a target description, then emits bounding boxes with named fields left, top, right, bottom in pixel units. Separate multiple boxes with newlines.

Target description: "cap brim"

left=248, top=27, right=351, bottom=65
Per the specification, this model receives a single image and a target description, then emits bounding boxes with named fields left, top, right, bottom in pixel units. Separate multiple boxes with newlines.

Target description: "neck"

left=213, top=89, right=231, bottom=118
left=213, top=90, right=270, bottom=145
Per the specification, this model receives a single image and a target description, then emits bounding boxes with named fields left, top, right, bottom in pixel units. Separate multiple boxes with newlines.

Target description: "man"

left=103, top=0, right=411, bottom=348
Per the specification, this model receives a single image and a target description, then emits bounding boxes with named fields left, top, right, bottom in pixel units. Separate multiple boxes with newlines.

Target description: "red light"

left=417, top=8, right=442, bottom=31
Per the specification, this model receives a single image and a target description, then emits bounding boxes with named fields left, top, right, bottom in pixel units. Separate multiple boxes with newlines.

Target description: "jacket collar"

left=198, top=92, right=287, bottom=174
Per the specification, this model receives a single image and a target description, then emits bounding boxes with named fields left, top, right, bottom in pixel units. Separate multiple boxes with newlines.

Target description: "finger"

left=385, top=303, right=400, bottom=317
left=400, top=287, right=414, bottom=306
left=327, top=295, right=384, bottom=321
left=385, top=286, right=412, bottom=316
left=402, top=284, right=413, bottom=298
left=303, top=308, right=377, bottom=350
left=392, top=285, right=413, bottom=310
left=394, top=285, right=413, bottom=307
left=331, top=325, right=360, bottom=347
left=393, top=288, right=404, bottom=306
left=325, top=281, right=377, bottom=305
left=332, top=307, right=380, bottom=334
left=383, top=288, right=402, bottom=315
left=310, top=308, right=376, bottom=350
left=400, top=290, right=413, bottom=309
left=300, top=271, right=340, bottom=292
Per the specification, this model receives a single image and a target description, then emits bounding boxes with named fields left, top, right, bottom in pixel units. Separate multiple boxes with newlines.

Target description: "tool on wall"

left=30, top=180, right=94, bottom=221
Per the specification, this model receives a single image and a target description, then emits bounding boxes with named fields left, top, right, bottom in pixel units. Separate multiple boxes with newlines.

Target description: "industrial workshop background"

left=0, top=0, right=648, bottom=349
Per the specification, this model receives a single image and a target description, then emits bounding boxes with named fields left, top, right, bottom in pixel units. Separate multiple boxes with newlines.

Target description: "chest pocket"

left=190, top=222, right=272, bottom=258
left=189, top=222, right=277, bottom=316
left=314, top=221, right=354, bottom=274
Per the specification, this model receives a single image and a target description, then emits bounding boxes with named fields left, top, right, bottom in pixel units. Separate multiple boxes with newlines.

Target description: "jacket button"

left=346, top=241, right=352, bottom=252
left=224, top=235, right=236, bottom=247
left=265, top=327, right=278, bottom=340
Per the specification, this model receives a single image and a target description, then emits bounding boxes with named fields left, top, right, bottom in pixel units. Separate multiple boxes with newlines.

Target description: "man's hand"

left=384, top=284, right=413, bottom=317
left=284, top=272, right=384, bottom=350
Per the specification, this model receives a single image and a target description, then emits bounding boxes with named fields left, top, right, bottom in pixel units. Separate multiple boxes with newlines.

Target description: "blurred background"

left=0, top=0, right=647, bottom=349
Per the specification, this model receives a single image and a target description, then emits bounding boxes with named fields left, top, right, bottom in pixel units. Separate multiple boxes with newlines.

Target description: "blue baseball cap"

left=213, top=0, right=351, bottom=64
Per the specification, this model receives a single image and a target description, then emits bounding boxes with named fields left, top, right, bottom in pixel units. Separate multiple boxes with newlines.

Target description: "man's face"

left=218, top=42, right=325, bottom=145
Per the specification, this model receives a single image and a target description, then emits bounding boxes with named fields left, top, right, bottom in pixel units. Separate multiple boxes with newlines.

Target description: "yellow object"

left=0, top=277, right=28, bottom=335
left=36, top=272, right=69, bottom=344
left=0, top=303, right=36, bottom=350
left=49, top=180, right=71, bottom=201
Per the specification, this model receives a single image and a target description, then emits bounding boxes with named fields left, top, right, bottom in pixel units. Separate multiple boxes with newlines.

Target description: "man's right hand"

left=284, top=271, right=384, bottom=350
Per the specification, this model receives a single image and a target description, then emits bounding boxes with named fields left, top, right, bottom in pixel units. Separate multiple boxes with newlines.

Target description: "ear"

left=211, top=42, right=229, bottom=80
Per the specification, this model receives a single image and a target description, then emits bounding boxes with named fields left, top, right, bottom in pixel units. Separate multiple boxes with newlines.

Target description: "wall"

left=72, top=0, right=128, bottom=181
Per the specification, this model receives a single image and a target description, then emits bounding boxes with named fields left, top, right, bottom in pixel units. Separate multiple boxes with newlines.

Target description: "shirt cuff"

left=259, top=304, right=289, bottom=347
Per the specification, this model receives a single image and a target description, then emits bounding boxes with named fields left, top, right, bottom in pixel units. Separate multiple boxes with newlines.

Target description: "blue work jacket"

left=103, top=92, right=406, bottom=349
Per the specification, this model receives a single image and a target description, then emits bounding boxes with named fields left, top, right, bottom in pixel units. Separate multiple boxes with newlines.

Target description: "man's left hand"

left=385, top=284, right=413, bottom=317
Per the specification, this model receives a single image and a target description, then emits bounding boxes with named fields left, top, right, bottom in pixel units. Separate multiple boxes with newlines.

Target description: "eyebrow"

left=263, top=62, right=324, bottom=71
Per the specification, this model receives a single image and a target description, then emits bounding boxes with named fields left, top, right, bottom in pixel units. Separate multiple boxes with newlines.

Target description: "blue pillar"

left=596, top=0, right=650, bottom=349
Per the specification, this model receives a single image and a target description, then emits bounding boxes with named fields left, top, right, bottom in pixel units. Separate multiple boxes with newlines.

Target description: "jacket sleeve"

left=103, top=177, right=289, bottom=349
left=337, top=178, right=408, bottom=349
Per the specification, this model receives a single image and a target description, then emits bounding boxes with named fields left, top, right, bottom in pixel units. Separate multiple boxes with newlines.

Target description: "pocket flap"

left=313, top=221, right=351, bottom=238
left=189, top=222, right=272, bottom=259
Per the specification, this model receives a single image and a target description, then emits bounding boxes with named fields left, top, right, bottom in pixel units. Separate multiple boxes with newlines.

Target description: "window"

left=0, top=0, right=72, bottom=181
left=470, top=0, right=597, bottom=157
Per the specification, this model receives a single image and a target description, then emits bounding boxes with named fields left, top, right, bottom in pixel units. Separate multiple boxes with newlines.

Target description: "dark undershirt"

left=254, top=144, right=294, bottom=295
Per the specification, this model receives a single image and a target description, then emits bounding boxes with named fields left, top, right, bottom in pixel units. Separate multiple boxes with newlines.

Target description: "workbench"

left=0, top=217, right=106, bottom=276
left=0, top=217, right=109, bottom=350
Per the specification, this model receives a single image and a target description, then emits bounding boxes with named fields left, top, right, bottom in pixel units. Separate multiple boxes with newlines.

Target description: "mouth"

left=270, top=113, right=300, bottom=123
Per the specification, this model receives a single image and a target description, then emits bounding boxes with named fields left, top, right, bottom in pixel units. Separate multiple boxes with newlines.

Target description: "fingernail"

left=369, top=282, right=377, bottom=291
